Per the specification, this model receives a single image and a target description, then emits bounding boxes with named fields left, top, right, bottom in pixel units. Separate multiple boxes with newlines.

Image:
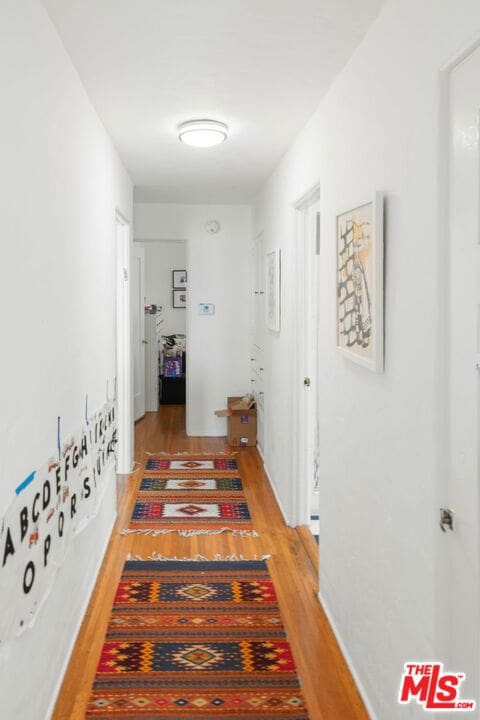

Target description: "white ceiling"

left=43, top=0, right=384, bottom=203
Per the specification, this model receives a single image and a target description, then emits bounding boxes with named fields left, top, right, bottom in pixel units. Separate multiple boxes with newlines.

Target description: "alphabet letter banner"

left=0, top=402, right=117, bottom=644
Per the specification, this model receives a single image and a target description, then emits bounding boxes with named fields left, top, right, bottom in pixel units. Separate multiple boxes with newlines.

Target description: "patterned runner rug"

left=86, top=560, right=308, bottom=719
left=121, top=454, right=258, bottom=537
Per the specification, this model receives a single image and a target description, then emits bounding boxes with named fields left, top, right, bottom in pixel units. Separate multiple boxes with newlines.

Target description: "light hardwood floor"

left=52, top=405, right=368, bottom=720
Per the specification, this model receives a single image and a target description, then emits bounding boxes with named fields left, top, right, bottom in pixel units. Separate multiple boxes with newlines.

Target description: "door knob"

left=440, top=508, right=454, bottom=532
left=142, top=339, right=148, bottom=344
left=304, top=377, right=311, bottom=387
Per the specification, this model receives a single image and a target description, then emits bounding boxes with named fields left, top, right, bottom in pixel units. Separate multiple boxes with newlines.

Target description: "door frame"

left=291, top=183, right=321, bottom=527
left=436, top=35, right=480, bottom=679
left=132, top=244, right=146, bottom=422
left=115, top=210, right=133, bottom=474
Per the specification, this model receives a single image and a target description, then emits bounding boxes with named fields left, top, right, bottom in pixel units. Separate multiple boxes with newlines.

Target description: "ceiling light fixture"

left=178, top=119, right=228, bottom=148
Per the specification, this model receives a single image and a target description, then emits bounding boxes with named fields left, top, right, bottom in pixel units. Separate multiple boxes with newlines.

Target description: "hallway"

left=52, top=407, right=367, bottom=720
left=4, top=1, right=480, bottom=718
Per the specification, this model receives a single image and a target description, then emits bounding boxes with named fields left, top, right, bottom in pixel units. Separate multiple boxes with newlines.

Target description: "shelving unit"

left=159, top=334, right=186, bottom=405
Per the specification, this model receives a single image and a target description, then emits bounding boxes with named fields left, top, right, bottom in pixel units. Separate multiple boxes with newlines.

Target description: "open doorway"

left=292, top=186, right=321, bottom=547
left=132, top=245, right=146, bottom=421
left=133, top=240, right=187, bottom=427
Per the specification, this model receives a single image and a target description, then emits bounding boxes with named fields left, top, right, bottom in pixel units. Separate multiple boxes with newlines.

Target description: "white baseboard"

left=319, top=590, right=377, bottom=720
left=45, top=504, right=117, bottom=720
left=262, top=461, right=292, bottom=526
left=256, top=443, right=265, bottom=463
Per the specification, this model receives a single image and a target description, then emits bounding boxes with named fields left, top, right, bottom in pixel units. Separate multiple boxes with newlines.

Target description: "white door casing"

left=132, top=245, right=146, bottom=421
left=115, top=212, right=133, bottom=474
left=292, top=185, right=320, bottom=527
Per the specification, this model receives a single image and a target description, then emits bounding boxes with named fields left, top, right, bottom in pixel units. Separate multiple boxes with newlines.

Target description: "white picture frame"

left=266, top=248, right=281, bottom=332
left=336, top=192, right=384, bottom=372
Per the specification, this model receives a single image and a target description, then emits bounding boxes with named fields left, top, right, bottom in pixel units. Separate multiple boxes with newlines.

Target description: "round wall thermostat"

left=205, top=219, right=220, bottom=234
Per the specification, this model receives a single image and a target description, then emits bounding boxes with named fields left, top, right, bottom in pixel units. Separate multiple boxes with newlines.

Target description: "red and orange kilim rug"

left=121, top=454, right=258, bottom=537
left=86, top=560, right=309, bottom=719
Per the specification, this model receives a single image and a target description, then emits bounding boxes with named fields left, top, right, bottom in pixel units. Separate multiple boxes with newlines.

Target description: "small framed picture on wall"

left=172, top=269, right=187, bottom=289
left=173, top=289, right=187, bottom=308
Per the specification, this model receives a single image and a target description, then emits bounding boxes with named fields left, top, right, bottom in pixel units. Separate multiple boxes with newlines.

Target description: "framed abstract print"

left=336, top=193, right=384, bottom=372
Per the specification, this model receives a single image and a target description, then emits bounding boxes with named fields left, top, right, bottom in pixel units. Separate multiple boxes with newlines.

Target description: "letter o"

left=23, top=561, right=35, bottom=594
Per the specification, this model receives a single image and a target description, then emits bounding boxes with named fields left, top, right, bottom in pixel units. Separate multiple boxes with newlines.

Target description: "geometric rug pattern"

left=122, top=454, right=257, bottom=536
left=145, top=457, right=239, bottom=473
left=86, top=560, right=308, bottom=718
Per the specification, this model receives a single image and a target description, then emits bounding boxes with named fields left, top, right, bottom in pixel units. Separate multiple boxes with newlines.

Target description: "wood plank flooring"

left=52, top=405, right=368, bottom=720
left=296, top=525, right=319, bottom=576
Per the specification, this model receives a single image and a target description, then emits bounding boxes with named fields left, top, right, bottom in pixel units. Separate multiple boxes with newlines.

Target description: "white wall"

left=0, top=1, right=133, bottom=718
left=134, top=204, right=252, bottom=435
left=135, top=241, right=187, bottom=336
left=254, top=1, right=480, bottom=718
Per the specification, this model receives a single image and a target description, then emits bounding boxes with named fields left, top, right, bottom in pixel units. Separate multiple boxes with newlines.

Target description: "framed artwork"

left=336, top=192, right=384, bottom=372
left=172, top=269, right=187, bottom=289
left=266, top=248, right=281, bottom=332
left=172, top=289, right=187, bottom=308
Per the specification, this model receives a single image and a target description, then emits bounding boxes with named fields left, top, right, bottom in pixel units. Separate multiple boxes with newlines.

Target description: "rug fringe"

left=144, top=450, right=238, bottom=457
left=126, top=552, right=271, bottom=561
left=120, top=527, right=259, bottom=538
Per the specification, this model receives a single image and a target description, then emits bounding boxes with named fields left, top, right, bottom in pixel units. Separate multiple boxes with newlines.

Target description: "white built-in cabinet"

left=145, top=311, right=164, bottom=412
left=251, top=234, right=266, bottom=457
left=252, top=233, right=266, bottom=351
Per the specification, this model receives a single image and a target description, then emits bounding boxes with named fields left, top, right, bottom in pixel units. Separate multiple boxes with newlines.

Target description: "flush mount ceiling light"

left=178, top=119, right=228, bottom=148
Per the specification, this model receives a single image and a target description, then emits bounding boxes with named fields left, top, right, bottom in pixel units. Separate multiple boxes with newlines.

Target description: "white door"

left=302, top=200, right=320, bottom=523
left=445, top=45, right=480, bottom=704
left=294, top=189, right=320, bottom=526
left=132, top=245, right=146, bottom=421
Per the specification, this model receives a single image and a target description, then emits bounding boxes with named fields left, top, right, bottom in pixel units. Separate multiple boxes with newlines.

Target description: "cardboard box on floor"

left=225, top=395, right=257, bottom=447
